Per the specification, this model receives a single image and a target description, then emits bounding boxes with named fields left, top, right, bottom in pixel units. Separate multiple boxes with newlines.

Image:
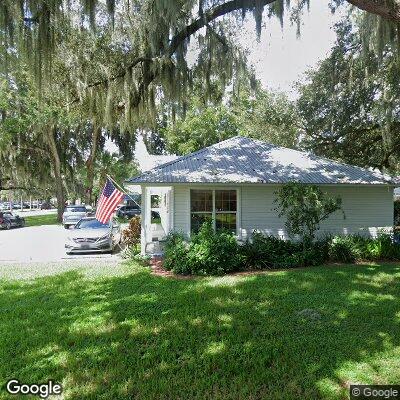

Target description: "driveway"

left=0, top=224, right=122, bottom=264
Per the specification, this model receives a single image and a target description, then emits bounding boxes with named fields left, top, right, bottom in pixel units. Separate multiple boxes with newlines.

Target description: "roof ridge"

left=127, top=135, right=394, bottom=184
left=134, top=135, right=243, bottom=177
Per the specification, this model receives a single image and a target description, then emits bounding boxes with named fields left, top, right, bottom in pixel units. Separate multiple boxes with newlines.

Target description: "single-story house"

left=127, top=136, right=396, bottom=255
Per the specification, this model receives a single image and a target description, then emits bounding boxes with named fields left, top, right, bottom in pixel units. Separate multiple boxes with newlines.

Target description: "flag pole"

left=106, top=174, right=141, bottom=208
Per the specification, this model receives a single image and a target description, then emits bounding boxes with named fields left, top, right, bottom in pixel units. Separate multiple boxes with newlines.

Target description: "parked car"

left=65, top=217, right=121, bottom=254
left=0, top=212, right=25, bottom=229
left=62, top=205, right=88, bottom=229
left=40, top=201, right=54, bottom=210
left=116, top=205, right=141, bottom=219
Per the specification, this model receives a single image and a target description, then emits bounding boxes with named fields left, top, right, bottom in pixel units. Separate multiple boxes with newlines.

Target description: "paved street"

left=0, top=224, right=121, bottom=264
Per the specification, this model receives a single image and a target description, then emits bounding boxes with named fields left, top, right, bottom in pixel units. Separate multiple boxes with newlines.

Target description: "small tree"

left=275, top=182, right=343, bottom=244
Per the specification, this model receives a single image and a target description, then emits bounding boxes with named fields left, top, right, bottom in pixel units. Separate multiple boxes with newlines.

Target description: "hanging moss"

left=5, top=0, right=399, bottom=143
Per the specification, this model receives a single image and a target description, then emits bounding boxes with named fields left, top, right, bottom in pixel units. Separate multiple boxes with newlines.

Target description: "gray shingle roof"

left=128, top=136, right=394, bottom=185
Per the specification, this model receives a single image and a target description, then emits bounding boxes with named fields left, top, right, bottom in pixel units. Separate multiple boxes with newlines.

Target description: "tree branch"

left=87, top=57, right=153, bottom=89
left=345, top=0, right=400, bottom=23
left=0, top=185, right=29, bottom=191
left=0, top=177, right=29, bottom=191
left=87, top=0, right=274, bottom=91
left=168, top=0, right=275, bottom=56
left=85, top=0, right=400, bottom=109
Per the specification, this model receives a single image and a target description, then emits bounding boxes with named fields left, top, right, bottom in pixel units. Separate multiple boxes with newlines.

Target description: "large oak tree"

left=1, top=0, right=400, bottom=215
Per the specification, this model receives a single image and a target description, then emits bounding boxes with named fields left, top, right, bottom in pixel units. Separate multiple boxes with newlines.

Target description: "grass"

left=24, top=213, right=59, bottom=227
left=0, top=262, right=399, bottom=399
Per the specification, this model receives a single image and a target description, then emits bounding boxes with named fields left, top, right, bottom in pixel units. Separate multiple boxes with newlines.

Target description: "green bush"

left=189, top=222, right=242, bottom=275
left=240, top=232, right=301, bottom=269
left=328, top=233, right=400, bottom=263
left=164, top=222, right=242, bottom=275
left=328, top=236, right=357, bottom=263
left=164, top=225, right=400, bottom=275
left=240, top=232, right=330, bottom=269
left=369, top=233, right=400, bottom=259
left=163, top=232, right=191, bottom=274
left=121, top=243, right=151, bottom=264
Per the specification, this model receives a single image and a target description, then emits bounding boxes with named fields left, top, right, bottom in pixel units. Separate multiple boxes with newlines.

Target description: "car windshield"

left=75, top=219, right=110, bottom=229
left=65, top=206, right=86, bottom=213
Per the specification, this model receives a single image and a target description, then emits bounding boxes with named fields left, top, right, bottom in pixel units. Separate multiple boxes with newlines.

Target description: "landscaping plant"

left=164, top=222, right=241, bottom=275
left=121, top=216, right=143, bottom=260
left=165, top=223, right=400, bottom=275
left=122, top=216, right=141, bottom=247
left=274, top=182, right=343, bottom=243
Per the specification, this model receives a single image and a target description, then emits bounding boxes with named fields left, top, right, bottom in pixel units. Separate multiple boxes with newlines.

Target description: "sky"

left=239, top=2, right=344, bottom=99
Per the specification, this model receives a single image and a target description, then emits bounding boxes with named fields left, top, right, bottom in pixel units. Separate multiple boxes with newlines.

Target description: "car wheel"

left=20, top=220, right=25, bottom=227
left=5, top=221, right=11, bottom=230
left=64, top=225, right=69, bottom=229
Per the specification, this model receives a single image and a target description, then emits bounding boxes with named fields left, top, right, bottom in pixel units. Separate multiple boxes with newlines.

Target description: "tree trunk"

left=85, top=125, right=101, bottom=206
left=46, top=126, right=65, bottom=222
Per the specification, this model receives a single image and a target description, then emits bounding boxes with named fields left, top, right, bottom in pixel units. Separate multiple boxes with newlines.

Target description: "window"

left=151, top=195, right=160, bottom=208
left=190, top=190, right=213, bottom=233
left=190, top=189, right=237, bottom=234
left=150, top=195, right=161, bottom=225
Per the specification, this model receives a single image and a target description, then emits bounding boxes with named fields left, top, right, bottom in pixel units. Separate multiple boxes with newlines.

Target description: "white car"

left=65, top=217, right=121, bottom=254
left=62, top=205, right=88, bottom=229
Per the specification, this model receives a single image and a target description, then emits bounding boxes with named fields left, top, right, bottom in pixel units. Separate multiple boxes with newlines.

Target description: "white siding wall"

left=173, top=186, right=190, bottom=235
left=173, top=184, right=394, bottom=240
left=241, top=185, right=393, bottom=239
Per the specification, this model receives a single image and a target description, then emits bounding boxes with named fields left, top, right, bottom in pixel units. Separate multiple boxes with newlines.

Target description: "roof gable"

left=128, top=136, right=393, bottom=185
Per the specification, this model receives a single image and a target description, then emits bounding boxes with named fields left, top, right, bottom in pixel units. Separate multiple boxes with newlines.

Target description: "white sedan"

left=65, top=217, right=121, bottom=254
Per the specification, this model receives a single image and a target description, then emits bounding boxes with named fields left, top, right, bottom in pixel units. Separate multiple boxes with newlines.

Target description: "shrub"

left=188, top=222, right=242, bottom=275
left=122, top=216, right=141, bottom=247
left=121, top=243, right=140, bottom=259
left=240, top=232, right=301, bottom=269
left=369, top=233, right=400, bottom=259
left=311, top=237, right=331, bottom=264
left=240, top=231, right=330, bottom=270
left=163, top=232, right=191, bottom=274
left=328, top=233, right=400, bottom=262
left=328, top=236, right=357, bottom=263
left=164, top=222, right=242, bottom=275
left=164, top=224, right=400, bottom=275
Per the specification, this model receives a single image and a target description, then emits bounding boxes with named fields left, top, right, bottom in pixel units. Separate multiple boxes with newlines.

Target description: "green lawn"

left=0, top=263, right=399, bottom=399
left=24, top=213, right=59, bottom=227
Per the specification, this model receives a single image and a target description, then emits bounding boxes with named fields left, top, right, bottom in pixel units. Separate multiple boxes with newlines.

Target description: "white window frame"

left=189, top=188, right=241, bottom=237
left=189, top=189, right=213, bottom=232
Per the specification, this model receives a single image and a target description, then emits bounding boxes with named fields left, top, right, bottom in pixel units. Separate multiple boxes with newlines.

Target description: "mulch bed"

left=149, top=256, right=192, bottom=279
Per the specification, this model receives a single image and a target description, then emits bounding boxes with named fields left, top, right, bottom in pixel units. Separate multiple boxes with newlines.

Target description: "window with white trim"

left=190, top=189, right=237, bottom=234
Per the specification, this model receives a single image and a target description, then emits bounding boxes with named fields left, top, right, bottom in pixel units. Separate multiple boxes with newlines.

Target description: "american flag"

left=95, top=178, right=124, bottom=224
